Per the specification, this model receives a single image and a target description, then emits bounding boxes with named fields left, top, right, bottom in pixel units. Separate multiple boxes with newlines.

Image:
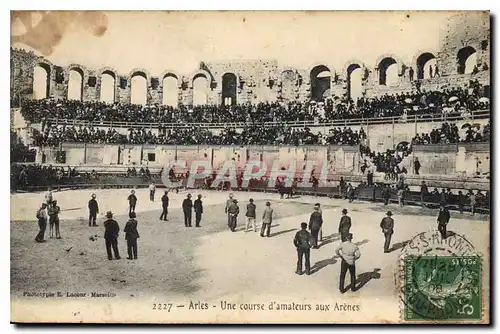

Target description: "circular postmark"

left=397, top=230, right=482, bottom=321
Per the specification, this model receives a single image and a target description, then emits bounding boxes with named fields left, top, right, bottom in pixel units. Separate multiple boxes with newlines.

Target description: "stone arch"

left=66, top=65, right=85, bottom=101
left=33, top=60, right=53, bottom=99
left=309, top=64, right=333, bottom=101
left=161, top=71, right=180, bottom=107
left=99, top=68, right=117, bottom=103
left=129, top=69, right=149, bottom=105
left=191, top=70, right=210, bottom=106
left=375, top=54, right=403, bottom=86
left=160, top=70, right=181, bottom=87
left=221, top=72, right=238, bottom=106
left=344, top=61, right=365, bottom=101
left=457, top=46, right=477, bottom=74
left=414, top=52, right=437, bottom=80
left=189, top=69, right=212, bottom=88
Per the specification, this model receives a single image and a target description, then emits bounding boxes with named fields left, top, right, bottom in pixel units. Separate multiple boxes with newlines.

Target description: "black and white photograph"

left=9, top=10, right=491, bottom=324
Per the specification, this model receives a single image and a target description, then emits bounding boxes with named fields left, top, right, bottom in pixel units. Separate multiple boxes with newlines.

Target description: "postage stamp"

left=403, top=255, right=482, bottom=320
left=398, top=230, right=484, bottom=322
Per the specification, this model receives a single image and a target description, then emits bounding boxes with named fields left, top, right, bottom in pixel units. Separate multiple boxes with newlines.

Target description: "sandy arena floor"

left=10, top=188, right=490, bottom=323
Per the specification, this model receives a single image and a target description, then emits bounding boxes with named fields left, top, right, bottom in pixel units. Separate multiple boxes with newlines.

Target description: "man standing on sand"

left=225, top=193, right=235, bottom=228
left=35, top=203, right=48, bottom=243
left=194, top=194, right=203, bottom=228
left=380, top=211, right=394, bottom=253
left=48, top=200, right=62, bottom=239
left=182, top=194, right=193, bottom=227
left=228, top=199, right=240, bottom=232
left=88, top=194, right=99, bottom=226
left=245, top=198, right=257, bottom=232
left=128, top=190, right=137, bottom=215
left=338, top=209, right=352, bottom=242
left=103, top=211, right=121, bottom=261
left=260, top=201, right=273, bottom=237
left=335, top=233, right=361, bottom=293
left=437, top=203, right=450, bottom=239
left=159, top=191, right=169, bottom=221
left=294, top=222, right=313, bottom=275
left=308, top=205, right=323, bottom=249
left=149, top=182, right=156, bottom=202
left=314, top=203, right=323, bottom=241
left=124, top=212, right=140, bottom=260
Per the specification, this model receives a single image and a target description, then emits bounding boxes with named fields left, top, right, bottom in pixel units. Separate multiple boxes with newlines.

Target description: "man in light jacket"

left=260, top=201, right=273, bottom=237
left=335, top=233, right=361, bottom=293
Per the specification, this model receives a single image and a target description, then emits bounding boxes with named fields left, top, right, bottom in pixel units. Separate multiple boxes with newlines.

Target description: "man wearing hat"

left=35, top=203, right=48, bottom=243
left=335, top=233, right=361, bottom=293
left=182, top=194, right=193, bottom=227
left=48, top=200, right=62, bottom=239
left=88, top=193, right=99, bottom=226
left=260, top=201, right=273, bottom=237
left=380, top=211, right=394, bottom=253
left=314, top=203, right=323, bottom=241
left=228, top=199, right=240, bottom=232
left=293, top=222, right=313, bottom=275
left=124, top=212, right=140, bottom=260
left=338, top=209, right=352, bottom=242
left=308, top=205, right=323, bottom=249
left=103, top=211, right=121, bottom=260
left=194, top=194, right=203, bottom=227
left=159, top=190, right=169, bottom=221
left=128, top=190, right=137, bottom=215
left=225, top=193, right=235, bottom=228
left=437, top=203, right=450, bottom=239
left=245, top=198, right=257, bottom=232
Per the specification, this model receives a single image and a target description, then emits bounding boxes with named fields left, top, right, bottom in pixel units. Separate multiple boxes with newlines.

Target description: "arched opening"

left=280, top=70, right=297, bottom=102
left=378, top=57, right=398, bottom=86
left=162, top=74, right=178, bottom=107
left=457, top=46, right=477, bottom=74
left=33, top=63, right=50, bottom=99
left=192, top=74, right=208, bottom=106
left=100, top=71, right=115, bottom=103
left=310, top=65, right=331, bottom=101
left=67, top=68, right=84, bottom=100
left=347, top=64, right=363, bottom=101
left=131, top=72, right=148, bottom=105
left=221, top=73, right=237, bottom=105
left=416, top=53, right=436, bottom=79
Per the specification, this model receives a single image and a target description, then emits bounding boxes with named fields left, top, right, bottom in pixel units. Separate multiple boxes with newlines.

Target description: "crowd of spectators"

left=19, top=79, right=489, bottom=126
left=32, top=121, right=368, bottom=147
left=412, top=121, right=490, bottom=145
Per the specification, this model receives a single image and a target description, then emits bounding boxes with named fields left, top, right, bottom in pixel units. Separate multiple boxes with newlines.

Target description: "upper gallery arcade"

left=11, top=12, right=490, bottom=107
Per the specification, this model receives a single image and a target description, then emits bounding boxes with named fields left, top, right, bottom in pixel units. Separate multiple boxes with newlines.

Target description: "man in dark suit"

left=420, top=181, right=428, bottom=207
left=103, top=211, right=121, bottom=260
left=159, top=191, right=169, bottom=221
left=228, top=199, right=240, bottom=232
left=88, top=193, right=99, bottom=226
left=225, top=193, right=234, bottom=228
left=437, top=203, right=450, bottom=239
left=182, top=193, right=193, bottom=227
left=308, top=206, right=323, bottom=249
left=35, top=203, right=48, bottom=243
left=128, top=190, right=137, bottom=214
left=380, top=211, right=394, bottom=253
left=338, top=209, right=352, bottom=242
left=194, top=194, right=203, bottom=227
left=381, top=184, right=391, bottom=205
left=294, top=222, right=313, bottom=275
left=124, top=212, right=140, bottom=260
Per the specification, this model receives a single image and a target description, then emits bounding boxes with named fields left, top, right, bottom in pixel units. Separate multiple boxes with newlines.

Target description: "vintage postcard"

left=10, top=10, right=490, bottom=324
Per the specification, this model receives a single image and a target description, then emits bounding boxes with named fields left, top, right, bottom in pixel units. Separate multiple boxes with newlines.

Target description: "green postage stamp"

left=403, top=255, right=482, bottom=321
